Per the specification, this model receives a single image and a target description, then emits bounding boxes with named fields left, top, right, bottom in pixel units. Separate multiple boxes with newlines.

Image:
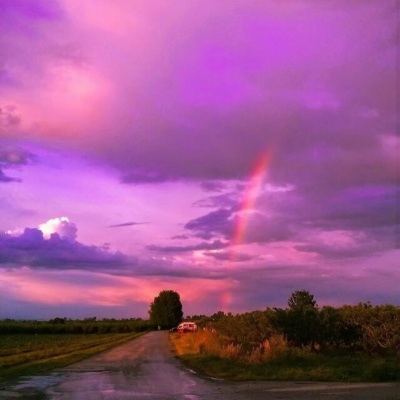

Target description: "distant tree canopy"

left=288, top=290, right=317, bottom=311
left=0, top=318, right=151, bottom=334
left=149, top=290, right=183, bottom=329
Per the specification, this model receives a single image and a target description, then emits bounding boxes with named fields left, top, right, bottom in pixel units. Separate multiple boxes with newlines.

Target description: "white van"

left=177, top=322, right=198, bottom=333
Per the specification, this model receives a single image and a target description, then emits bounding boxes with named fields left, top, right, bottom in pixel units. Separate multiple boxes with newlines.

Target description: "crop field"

left=0, top=332, right=142, bottom=381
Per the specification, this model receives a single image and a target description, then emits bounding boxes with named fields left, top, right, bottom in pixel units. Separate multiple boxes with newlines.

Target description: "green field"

left=0, top=332, right=143, bottom=382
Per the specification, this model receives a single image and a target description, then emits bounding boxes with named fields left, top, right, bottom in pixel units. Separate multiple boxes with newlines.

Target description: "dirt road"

left=2, top=332, right=399, bottom=399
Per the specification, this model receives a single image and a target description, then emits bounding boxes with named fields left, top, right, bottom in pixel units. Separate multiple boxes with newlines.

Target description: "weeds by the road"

left=0, top=332, right=144, bottom=382
left=170, top=331, right=400, bottom=382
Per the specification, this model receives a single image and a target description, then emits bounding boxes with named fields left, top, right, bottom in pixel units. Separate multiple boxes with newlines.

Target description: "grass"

left=170, top=331, right=400, bottom=382
left=0, top=332, right=144, bottom=382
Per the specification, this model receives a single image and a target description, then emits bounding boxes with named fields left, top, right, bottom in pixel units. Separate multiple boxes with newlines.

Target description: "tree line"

left=0, top=317, right=152, bottom=334
left=2, top=289, right=399, bottom=357
left=187, top=291, right=400, bottom=356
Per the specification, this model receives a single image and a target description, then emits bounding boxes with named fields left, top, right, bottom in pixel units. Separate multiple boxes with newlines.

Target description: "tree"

left=277, top=290, right=320, bottom=348
left=288, top=290, right=317, bottom=311
left=149, top=290, right=183, bottom=329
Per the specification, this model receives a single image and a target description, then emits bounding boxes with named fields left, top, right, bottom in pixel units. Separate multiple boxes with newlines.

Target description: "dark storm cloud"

left=88, top=0, right=396, bottom=190
left=2, top=1, right=397, bottom=189
left=2, top=0, right=397, bottom=202
left=0, top=227, right=232, bottom=280
left=0, top=229, right=127, bottom=269
left=184, top=208, right=234, bottom=239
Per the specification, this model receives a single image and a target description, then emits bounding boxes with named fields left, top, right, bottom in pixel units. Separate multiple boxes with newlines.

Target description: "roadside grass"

left=170, top=331, right=400, bottom=382
left=0, top=332, right=145, bottom=382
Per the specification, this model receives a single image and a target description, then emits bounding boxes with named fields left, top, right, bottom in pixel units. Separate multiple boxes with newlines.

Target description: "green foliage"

left=318, top=306, right=360, bottom=348
left=287, top=290, right=317, bottom=311
left=149, top=290, right=183, bottom=329
left=274, top=290, right=320, bottom=348
left=215, top=309, right=276, bottom=348
left=210, top=311, right=226, bottom=321
left=188, top=290, right=400, bottom=358
left=341, top=303, right=400, bottom=354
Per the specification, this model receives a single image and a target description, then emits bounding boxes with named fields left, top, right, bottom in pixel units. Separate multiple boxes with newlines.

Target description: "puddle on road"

left=1, top=374, right=65, bottom=399
left=14, top=374, right=64, bottom=391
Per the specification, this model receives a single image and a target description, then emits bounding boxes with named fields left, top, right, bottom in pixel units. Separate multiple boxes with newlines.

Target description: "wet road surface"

left=1, top=331, right=399, bottom=399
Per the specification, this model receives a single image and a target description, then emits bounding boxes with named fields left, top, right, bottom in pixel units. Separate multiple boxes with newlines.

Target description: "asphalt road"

left=2, top=331, right=399, bottom=400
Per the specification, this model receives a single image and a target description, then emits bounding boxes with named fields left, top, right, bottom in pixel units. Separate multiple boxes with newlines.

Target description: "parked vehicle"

left=176, top=322, right=198, bottom=333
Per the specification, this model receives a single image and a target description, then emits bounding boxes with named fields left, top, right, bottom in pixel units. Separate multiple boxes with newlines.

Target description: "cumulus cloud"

left=38, top=217, right=77, bottom=240
left=0, top=228, right=127, bottom=269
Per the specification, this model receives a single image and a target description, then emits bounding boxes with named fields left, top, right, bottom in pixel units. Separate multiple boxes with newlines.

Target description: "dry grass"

left=170, top=331, right=400, bottom=382
left=170, top=331, right=289, bottom=364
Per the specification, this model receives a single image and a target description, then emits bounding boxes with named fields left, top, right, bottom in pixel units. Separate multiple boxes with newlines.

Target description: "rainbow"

left=219, top=151, right=271, bottom=309
left=232, top=150, right=271, bottom=248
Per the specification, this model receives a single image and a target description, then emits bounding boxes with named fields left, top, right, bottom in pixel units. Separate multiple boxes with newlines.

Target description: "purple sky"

left=0, top=0, right=399, bottom=319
